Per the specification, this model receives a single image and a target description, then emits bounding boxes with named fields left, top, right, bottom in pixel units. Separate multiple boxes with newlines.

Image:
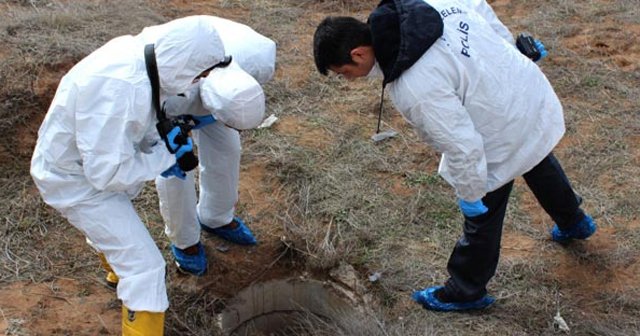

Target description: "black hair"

left=313, top=16, right=372, bottom=75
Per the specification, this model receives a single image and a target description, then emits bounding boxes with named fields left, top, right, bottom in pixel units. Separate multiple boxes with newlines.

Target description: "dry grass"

left=0, top=0, right=165, bottom=168
left=1, top=0, right=639, bottom=335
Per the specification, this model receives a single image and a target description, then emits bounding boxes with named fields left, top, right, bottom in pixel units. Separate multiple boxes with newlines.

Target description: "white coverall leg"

left=61, top=192, right=168, bottom=312
left=157, top=121, right=241, bottom=249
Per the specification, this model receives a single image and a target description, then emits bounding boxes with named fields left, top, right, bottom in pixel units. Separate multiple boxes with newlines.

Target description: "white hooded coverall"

left=155, top=17, right=276, bottom=250
left=388, top=0, right=565, bottom=202
left=30, top=16, right=227, bottom=312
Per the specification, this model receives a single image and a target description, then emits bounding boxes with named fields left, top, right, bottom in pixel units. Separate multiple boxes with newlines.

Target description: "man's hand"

left=161, top=127, right=192, bottom=179
left=166, top=126, right=192, bottom=155
left=533, top=39, right=548, bottom=62
left=165, top=126, right=198, bottom=172
left=191, top=114, right=216, bottom=130
left=161, top=163, right=186, bottom=180
left=458, top=199, right=488, bottom=217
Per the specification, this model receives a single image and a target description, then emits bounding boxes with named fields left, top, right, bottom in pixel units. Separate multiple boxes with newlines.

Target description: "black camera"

left=516, top=33, right=542, bottom=62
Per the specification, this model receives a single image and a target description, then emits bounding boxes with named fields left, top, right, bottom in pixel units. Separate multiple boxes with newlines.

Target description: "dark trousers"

left=443, top=153, right=585, bottom=300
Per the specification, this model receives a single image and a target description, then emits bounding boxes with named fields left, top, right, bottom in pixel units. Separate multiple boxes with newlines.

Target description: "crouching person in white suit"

left=31, top=15, right=237, bottom=335
left=157, top=60, right=271, bottom=275
left=155, top=17, right=276, bottom=276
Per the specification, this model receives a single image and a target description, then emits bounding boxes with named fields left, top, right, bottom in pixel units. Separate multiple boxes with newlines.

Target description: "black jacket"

left=368, top=0, right=444, bottom=85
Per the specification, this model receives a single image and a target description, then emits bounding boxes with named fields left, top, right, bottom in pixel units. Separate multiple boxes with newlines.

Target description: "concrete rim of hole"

left=218, top=273, right=370, bottom=335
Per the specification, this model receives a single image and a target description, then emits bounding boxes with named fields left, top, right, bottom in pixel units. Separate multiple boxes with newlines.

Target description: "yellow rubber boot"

left=98, top=253, right=119, bottom=288
left=122, top=306, right=165, bottom=336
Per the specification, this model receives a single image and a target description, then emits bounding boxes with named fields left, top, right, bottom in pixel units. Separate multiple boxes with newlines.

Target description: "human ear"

left=350, top=47, right=366, bottom=63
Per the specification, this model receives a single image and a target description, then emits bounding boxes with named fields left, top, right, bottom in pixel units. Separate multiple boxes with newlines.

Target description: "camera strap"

left=375, top=84, right=386, bottom=134
left=143, top=43, right=198, bottom=170
left=144, top=44, right=165, bottom=123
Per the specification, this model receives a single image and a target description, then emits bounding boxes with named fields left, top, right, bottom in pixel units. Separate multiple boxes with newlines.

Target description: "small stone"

left=368, top=272, right=382, bottom=282
left=329, top=262, right=367, bottom=295
left=554, top=311, right=570, bottom=332
left=371, top=130, right=398, bottom=142
left=257, top=114, right=278, bottom=129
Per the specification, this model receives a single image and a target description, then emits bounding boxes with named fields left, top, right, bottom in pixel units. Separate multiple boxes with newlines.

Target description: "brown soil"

left=0, top=279, right=120, bottom=335
left=276, top=115, right=333, bottom=150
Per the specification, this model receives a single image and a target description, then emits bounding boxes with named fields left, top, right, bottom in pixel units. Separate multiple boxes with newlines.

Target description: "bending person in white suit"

left=313, top=0, right=596, bottom=312
left=30, top=15, right=234, bottom=335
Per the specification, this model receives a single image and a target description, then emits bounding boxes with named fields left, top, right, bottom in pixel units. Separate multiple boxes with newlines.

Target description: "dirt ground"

left=1, top=0, right=638, bottom=335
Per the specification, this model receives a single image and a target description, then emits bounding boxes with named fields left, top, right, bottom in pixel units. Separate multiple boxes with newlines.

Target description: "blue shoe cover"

left=551, top=215, right=596, bottom=243
left=170, top=242, right=207, bottom=276
left=201, top=217, right=257, bottom=245
left=412, top=286, right=495, bottom=312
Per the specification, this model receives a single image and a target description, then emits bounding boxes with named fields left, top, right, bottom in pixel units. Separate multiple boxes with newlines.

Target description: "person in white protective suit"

left=31, top=15, right=233, bottom=335
left=154, top=17, right=275, bottom=276
left=313, top=0, right=597, bottom=312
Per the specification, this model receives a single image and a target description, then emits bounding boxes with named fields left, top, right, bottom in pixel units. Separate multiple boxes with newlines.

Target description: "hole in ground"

left=219, top=277, right=365, bottom=335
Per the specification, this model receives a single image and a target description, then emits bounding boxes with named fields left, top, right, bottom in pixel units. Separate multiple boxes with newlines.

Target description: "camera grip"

left=177, top=150, right=198, bottom=172
left=516, top=33, right=541, bottom=61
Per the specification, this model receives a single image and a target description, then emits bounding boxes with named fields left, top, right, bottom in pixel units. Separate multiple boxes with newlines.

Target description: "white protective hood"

left=200, top=62, right=265, bottom=130
left=135, top=15, right=226, bottom=95
left=31, top=16, right=227, bottom=208
left=203, top=16, right=276, bottom=84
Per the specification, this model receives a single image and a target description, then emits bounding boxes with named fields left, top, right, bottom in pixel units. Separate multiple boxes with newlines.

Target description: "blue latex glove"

left=458, top=199, right=488, bottom=217
left=166, top=126, right=193, bottom=158
left=534, top=39, right=548, bottom=62
left=191, top=114, right=216, bottom=130
left=161, top=163, right=186, bottom=180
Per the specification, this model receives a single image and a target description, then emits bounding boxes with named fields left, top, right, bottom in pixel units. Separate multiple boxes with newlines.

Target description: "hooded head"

left=368, top=0, right=443, bottom=85
left=136, top=16, right=225, bottom=95
left=202, top=16, right=276, bottom=85
left=200, top=62, right=265, bottom=130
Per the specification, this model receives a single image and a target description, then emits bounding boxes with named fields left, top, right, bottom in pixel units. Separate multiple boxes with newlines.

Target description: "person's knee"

left=110, top=244, right=166, bottom=278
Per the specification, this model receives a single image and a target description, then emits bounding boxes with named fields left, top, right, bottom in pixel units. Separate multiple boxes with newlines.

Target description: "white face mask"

left=366, top=62, right=383, bottom=79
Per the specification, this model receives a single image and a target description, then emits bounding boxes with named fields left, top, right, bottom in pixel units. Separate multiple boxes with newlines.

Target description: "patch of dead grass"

left=0, top=0, right=165, bottom=168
